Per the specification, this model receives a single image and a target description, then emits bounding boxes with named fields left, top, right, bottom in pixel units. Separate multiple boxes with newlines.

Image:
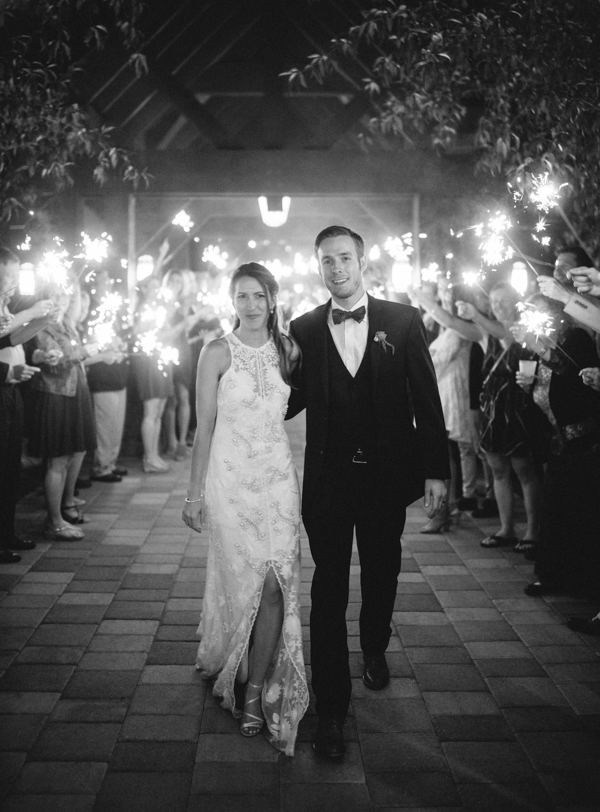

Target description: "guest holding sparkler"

left=457, top=283, right=551, bottom=551
left=538, top=248, right=600, bottom=337
left=130, top=275, right=174, bottom=473
left=512, top=295, right=600, bottom=598
left=27, top=282, right=98, bottom=539
left=161, top=269, right=196, bottom=461
left=0, top=247, right=56, bottom=562
left=85, top=268, right=130, bottom=482
left=412, top=282, right=500, bottom=522
left=411, top=282, right=479, bottom=531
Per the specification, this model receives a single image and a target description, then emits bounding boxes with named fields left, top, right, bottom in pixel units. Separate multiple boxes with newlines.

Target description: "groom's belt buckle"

left=352, top=448, right=367, bottom=464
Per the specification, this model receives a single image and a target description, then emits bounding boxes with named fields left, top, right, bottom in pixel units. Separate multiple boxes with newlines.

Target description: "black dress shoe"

left=112, top=467, right=128, bottom=476
left=90, top=473, right=122, bottom=483
left=313, top=716, right=345, bottom=760
left=524, top=581, right=558, bottom=597
left=567, top=616, right=600, bottom=636
left=0, top=549, right=21, bottom=563
left=456, top=496, right=478, bottom=511
left=75, top=477, right=92, bottom=489
left=471, top=499, right=500, bottom=518
left=8, top=537, right=36, bottom=551
left=363, top=653, right=390, bottom=691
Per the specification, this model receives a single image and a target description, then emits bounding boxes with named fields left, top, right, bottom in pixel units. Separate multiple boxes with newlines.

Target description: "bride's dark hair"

left=229, top=263, right=299, bottom=386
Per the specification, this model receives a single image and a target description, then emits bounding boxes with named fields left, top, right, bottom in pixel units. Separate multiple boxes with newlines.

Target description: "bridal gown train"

left=196, top=332, right=308, bottom=755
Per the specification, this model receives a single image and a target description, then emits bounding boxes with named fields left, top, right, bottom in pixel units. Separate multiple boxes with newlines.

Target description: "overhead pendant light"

left=258, top=196, right=291, bottom=228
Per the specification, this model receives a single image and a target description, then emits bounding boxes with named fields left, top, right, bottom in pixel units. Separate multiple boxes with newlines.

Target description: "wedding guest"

left=0, top=248, right=53, bottom=562
left=514, top=297, right=600, bottom=597
left=27, top=283, right=98, bottom=539
left=457, top=283, right=551, bottom=551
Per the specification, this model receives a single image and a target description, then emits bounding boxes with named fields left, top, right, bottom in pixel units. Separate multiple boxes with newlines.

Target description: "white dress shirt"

left=327, top=292, right=369, bottom=377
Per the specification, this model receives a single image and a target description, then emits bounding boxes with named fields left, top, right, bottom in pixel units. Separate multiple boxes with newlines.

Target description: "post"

left=412, top=193, right=421, bottom=287
left=127, top=193, right=137, bottom=312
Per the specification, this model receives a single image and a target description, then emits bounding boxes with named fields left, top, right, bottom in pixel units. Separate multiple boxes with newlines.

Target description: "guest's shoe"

left=514, top=540, right=536, bottom=553
left=567, top=615, right=600, bottom=636
left=75, top=477, right=92, bottom=489
left=112, top=467, right=128, bottom=476
left=0, top=549, right=21, bottom=563
left=524, top=581, right=557, bottom=597
left=480, top=534, right=518, bottom=548
left=90, top=473, right=122, bottom=483
left=313, top=715, right=345, bottom=760
left=45, top=523, right=84, bottom=541
left=143, top=459, right=171, bottom=473
left=363, top=653, right=390, bottom=691
left=456, top=496, right=478, bottom=511
left=471, top=499, right=499, bottom=519
left=8, top=537, right=36, bottom=551
left=174, top=444, right=188, bottom=461
left=61, top=505, right=90, bottom=525
left=420, top=506, right=451, bottom=534
left=240, top=682, right=264, bottom=737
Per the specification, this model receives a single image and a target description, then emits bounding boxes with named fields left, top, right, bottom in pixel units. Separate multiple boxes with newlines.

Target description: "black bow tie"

left=332, top=305, right=366, bottom=325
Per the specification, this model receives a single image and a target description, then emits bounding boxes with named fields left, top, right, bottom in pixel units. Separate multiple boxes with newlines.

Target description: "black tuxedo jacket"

left=287, top=295, right=450, bottom=514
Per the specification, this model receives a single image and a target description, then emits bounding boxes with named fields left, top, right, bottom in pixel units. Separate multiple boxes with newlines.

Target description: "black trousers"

left=302, top=458, right=406, bottom=718
left=0, top=386, right=24, bottom=549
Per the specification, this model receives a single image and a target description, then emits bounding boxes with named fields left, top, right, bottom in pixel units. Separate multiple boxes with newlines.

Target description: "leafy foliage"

left=284, top=0, right=600, bottom=253
left=0, top=0, right=150, bottom=225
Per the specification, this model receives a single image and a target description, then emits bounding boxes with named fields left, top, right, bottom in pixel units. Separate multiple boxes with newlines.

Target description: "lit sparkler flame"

left=78, top=232, right=111, bottom=264
left=516, top=302, right=555, bottom=341
left=202, top=245, right=229, bottom=270
left=535, top=218, right=548, bottom=233
left=462, top=271, right=481, bottom=287
left=530, top=173, right=567, bottom=213
left=384, top=236, right=413, bottom=262
left=421, top=263, right=440, bottom=283
left=172, top=210, right=194, bottom=233
left=37, top=250, right=73, bottom=292
left=480, top=234, right=514, bottom=266
left=88, top=291, right=124, bottom=349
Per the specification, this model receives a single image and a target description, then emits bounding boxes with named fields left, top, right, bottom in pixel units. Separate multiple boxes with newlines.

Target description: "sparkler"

left=461, top=270, right=490, bottom=297
left=516, top=302, right=554, bottom=342
left=384, top=235, right=413, bottom=262
left=527, top=173, right=592, bottom=258
left=77, top=232, right=111, bottom=264
left=37, top=250, right=73, bottom=293
left=421, top=263, right=441, bottom=283
left=172, top=210, right=194, bottom=233
left=87, top=291, right=124, bottom=350
left=202, top=245, right=229, bottom=270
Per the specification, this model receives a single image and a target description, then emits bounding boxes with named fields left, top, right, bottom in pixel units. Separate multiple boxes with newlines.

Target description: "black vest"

left=325, top=328, right=376, bottom=460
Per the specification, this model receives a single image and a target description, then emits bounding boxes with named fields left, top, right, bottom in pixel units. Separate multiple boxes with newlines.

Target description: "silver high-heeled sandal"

left=240, top=682, right=264, bottom=737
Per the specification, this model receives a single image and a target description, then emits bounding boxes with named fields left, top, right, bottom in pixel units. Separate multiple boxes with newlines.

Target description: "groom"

left=288, top=225, right=449, bottom=760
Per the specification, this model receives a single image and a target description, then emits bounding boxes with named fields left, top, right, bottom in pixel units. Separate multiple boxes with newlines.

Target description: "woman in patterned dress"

left=182, top=263, right=308, bottom=755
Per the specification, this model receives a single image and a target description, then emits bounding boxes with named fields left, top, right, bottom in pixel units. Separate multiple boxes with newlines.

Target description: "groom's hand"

left=424, top=479, right=447, bottom=518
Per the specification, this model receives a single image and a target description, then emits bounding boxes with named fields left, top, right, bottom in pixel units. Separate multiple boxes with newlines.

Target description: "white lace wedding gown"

left=196, top=332, right=308, bottom=755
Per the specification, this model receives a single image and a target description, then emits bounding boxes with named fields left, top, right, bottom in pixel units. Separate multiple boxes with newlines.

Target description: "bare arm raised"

left=182, top=337, right=230, bottom=533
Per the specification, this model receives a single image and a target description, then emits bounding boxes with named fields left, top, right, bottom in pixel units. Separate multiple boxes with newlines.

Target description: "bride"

left=182, top=263, right=308, bottom=755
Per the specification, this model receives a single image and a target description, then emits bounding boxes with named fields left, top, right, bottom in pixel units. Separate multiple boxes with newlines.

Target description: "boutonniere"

left=374, top=331, right=395, bottom=354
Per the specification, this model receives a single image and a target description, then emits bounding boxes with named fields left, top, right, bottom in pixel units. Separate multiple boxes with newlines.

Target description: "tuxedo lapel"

left=367, top=294, right=383, bottom=390
left=316, top=302, right=330, bottom=406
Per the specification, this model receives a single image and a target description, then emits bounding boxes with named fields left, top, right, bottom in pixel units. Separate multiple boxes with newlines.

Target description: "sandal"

left=240, top=682, right=264, bottom=738
left=480, top=534, right=518, bottom=548
left=514, top=540, right=536, bottom=553
left=61, top=505, right=90, bottom=524
left=71, top=497, right=86, bottom=507
left=45, top=523, right=84, bottom=541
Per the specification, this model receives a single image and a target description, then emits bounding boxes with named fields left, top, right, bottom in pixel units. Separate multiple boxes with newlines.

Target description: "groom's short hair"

left=314, top=226, right=364, bottom=260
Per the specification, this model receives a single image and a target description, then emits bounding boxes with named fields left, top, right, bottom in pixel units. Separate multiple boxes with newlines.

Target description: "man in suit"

left=288, top=225, right=449, bottom=759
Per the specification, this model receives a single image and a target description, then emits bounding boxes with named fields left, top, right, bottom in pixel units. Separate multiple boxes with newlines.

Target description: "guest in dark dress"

left=513, top=296, right=600, bottom=599
left=161, top=270, right=196, bottom=461
left=27, top=284, right=98, bottom=540
left=459, top=283, right=551, bottom=550
left=130, top=275, right=174, bottom=472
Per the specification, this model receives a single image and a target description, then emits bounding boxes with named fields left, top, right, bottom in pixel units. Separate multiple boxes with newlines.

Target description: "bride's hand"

left=182, top=496, right=206, bottom=533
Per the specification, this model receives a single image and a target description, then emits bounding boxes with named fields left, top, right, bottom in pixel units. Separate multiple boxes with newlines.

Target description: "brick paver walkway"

left=1, top=413, right=600, bottom=811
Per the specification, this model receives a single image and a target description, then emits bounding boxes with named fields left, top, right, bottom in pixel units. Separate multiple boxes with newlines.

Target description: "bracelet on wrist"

left=185, top=495, right=204, bottom=503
